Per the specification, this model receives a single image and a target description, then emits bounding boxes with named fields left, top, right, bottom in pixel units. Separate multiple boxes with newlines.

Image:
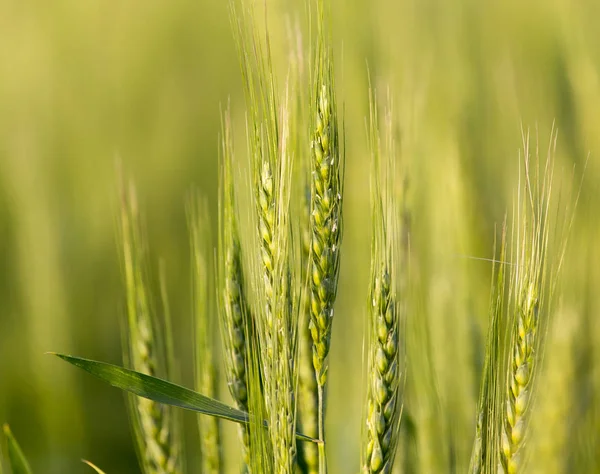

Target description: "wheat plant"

left=189, top=195, right=222, bottom=474
left=287, top=21, right=320, bottom=474
left=232, top=2, right=301, bottom=472
left=31, top=3, right=591, bottom=474
left=468, top=130, right=563, bottom=474
left=308, top=4, right=343, bottom=472
left=119, top=183, right=183, bottom=474
left=361, top=89, right=405, bottom=474
left=499, top=132, right=555, bottom=474
left=217, top=106, right=253, bottom=471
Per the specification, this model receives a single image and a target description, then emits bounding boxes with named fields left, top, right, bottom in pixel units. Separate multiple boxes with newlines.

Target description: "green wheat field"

left=0, top=0, right=599, bottom=473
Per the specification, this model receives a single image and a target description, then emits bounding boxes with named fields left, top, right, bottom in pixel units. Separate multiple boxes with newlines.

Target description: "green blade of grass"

left=3, top=425, right=32, bottom=474
left=82, top=460, right=107, bottom=474
left=52, top=353, right=320, bottom=444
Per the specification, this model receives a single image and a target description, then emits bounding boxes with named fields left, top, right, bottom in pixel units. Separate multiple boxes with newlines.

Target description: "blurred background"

left=0, top=0, right=598, bottom=472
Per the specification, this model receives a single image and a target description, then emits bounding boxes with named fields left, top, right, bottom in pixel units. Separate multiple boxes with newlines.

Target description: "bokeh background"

left=0, top=0, right=599, bottom=473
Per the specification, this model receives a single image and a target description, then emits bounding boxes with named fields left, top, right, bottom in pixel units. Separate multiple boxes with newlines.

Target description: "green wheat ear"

left=119, top=181, right=183, bottom=474
left=217, top=105, right=253, bottom=472
left=468, top=222, right=508, bottom=474
left=361, top=88, right=405, bottom=474
left=285, top=17, right=320, bottom=474
left=188, top=193, right=222, bottom=474
left=499, top=130, right=557, bottom=474
left=308, top=3, right=343, bottom=472
left=231, top=1, right=300, bottom=472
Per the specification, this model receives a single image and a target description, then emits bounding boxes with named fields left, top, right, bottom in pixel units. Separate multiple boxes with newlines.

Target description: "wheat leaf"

left=82, top=460, right=107, bottom=474
left=52, top=353, right=320, bottom=444
left=3, top=425, right=32, bottom=474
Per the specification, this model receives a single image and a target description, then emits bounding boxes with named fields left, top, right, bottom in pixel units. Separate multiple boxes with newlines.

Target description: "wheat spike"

left=189, top=195, right=222, bottom=474
left=217, top=107, right=252, bottom=471
left=308, top=5, right=343, bottom=472
left=362, top=89, right=404, bottom=474
left=120, top=183, right=182, bottom=474
left=231, top=2, right=299, bottom=471
left=499, top=131, right=555, bottom=474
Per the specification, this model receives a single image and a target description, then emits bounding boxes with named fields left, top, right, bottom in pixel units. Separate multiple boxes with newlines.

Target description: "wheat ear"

left=298, top=177, right=319, bottom=474
left=361, top=89, right=404, bottom=474
left=468, top=223, right=508, bottom=474
left=230, top=1, right=305, bottom=470
left=120, top=183, right=182, bottom=474
left=217, top=106, right=252, bottom=471
left=256, top=93, right=298, bottom=474
left=309, top=5, right=343, bottom=472
left=189, top=195, right=222, bottom=474
left=500, top=131, right=555, bottom=474
left=287, top=21, right=320, bottom=474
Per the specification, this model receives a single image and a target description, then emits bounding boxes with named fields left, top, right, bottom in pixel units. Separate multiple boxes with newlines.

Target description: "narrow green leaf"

left=52, top=353, right=320, bottom=444
left=82, top=460, right=106, bottom=474
left=54, top=353, right=247, bottom=422
left=3, top=425, right=32, bottom=474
